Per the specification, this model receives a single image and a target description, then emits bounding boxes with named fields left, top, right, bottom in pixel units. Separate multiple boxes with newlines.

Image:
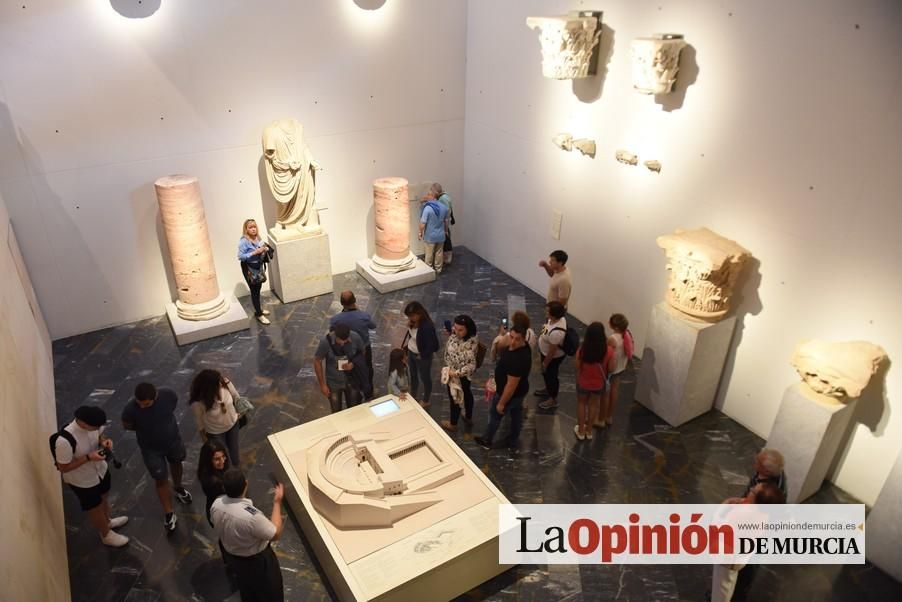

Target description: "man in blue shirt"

left=418, top=188, right=450, bottom=273
left=330, top=291, right=377, bottom=397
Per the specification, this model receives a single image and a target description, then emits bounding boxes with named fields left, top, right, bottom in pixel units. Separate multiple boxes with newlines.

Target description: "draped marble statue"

left=262, top=118, right=322, bottom=241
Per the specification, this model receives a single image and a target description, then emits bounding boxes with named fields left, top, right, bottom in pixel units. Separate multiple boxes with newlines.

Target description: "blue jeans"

left=407, top=352, right=433, bottom=404
left=482, top=394, right=525, bottom=446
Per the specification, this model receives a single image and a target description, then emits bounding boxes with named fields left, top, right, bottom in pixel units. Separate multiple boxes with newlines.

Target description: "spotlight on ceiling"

left=110, top=0, right=161, bottom=19
left=353, top=0, right=387, bottom=10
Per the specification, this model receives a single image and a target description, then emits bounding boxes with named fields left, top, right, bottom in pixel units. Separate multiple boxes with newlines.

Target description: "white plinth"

left=355, top=258, right=436, bottom=294
left=268, top=395, right=513, bottom=602
left=766, top=383, right=858, bottom=503
left=866, top=449, right=902, bottom=581
left=635, top=302, right=737, bottom=426
left=269, top=232, right=333, bottom=303
left=165, top=293, right=249, bottom=346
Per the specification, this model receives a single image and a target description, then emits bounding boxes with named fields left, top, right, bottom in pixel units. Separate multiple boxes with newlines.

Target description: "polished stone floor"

left=53, top=248, right=900, bottom=601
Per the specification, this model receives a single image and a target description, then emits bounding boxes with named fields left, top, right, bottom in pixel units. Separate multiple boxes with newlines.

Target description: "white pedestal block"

left=269, top=232, right=333, bottom=303
left=355, top=258, right=436, bottom=294
left=766, top=383, right=858, bottom=503
left=269, top=395, right=513, bottom=601
left=866, top=449, right=902, bottom=581
left=635, top=302, right=737, bottom=426
left=165, top=293, right=249, bottom=345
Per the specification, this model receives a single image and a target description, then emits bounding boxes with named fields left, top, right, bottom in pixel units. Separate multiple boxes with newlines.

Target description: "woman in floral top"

left=440, top=314, right=479, bottom=432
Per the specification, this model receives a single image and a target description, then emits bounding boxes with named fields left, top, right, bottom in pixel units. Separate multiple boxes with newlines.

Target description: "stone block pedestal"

left=355, top=258, right=436, bottom=294
left=269, top=232, right=333, bottom=303
left=166, top=293, right=249, bottom=345
left=635, top=302, right=737, bottom=426
left=766, top=383, right=858, bottom=503
left=866, top=449, right=902, bottom=581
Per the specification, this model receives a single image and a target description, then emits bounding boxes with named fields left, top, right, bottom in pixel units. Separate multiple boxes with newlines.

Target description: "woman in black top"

left=197, top=439, right=230, bottom=526
left=402, top=301, right=440, bottom=408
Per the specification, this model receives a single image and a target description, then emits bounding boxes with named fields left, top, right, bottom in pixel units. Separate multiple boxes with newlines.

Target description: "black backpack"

left=49, top=429, right=77, bottom=469
left=552, top=326, right=580, bottom=356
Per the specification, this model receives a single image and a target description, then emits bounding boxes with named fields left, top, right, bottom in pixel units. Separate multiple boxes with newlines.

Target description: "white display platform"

left=866, top=449, right=902, bottom=581
left=165, top=293, right=249, bottom=346
left=268, top=232, right=333, bottom=303
left=635, top=302, right=737, bottom=426
left=355, top=258, right=436, bottom=294
left=766, top=383, right=859, bottom=503
left=269, top=395, right=513, bottom=602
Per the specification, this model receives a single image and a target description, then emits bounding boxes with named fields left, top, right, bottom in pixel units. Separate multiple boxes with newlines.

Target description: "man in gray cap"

left=51, top=405, right=129, bottom=547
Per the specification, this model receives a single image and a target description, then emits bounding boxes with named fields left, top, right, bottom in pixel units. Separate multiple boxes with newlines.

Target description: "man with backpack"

left=536, top=301, right=577, bottom=411
left=418, top=187, right=450, bottom=273
left=51, top=405, right=129, bottom=547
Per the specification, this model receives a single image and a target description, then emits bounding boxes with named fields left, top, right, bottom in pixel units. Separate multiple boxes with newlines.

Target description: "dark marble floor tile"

left=51, top=248, right=902, bottom=601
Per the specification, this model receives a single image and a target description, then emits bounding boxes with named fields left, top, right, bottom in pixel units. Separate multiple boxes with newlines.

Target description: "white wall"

left=461, top=0, right=902, bottom=505
left=0, top=0, right=466, bottom=339
left=0, top=189, right=70, bottom=600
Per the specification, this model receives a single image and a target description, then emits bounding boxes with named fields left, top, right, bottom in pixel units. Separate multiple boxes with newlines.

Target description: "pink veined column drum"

left=371, top=177, right=416, bottom=274
left=154, top=175, right=229, bottom=321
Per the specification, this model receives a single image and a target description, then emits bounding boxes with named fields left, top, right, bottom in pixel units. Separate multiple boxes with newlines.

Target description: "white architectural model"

left=631, top=34, right=687, bottom=95
left=526, top=14, right=601, bottom=79
left=656, top=227, right=751, bottom=320
left=154, top=175, right=229, bottom=321
left=552, top=133, right=596, bottom=158
left=615, top=149, right=638, bottom=165
left=308, top=427, right=464, bottom=528
left=262, top=118, right=322, bottom=241
left=792, top=340, right=887, bottom=399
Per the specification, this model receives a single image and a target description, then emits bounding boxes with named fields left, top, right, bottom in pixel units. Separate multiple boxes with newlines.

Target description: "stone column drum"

left=371, top=177, right=416, bottom=274
left=154, top=175, right=229, bottom=321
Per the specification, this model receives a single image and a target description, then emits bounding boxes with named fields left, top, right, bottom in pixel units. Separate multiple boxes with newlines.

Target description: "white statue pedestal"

left=268, top=232, right=333, bottom=303
left=866, top=449, right=902, bottom=581
left=268, top=395, right=513, bottom=601
left=766, top=383, right=859, bottom=503
left=165, top=293, right=249, bottom=346
left=635, top=302, right=737, bottom=426
left=355, top=258, right=436, bottom=294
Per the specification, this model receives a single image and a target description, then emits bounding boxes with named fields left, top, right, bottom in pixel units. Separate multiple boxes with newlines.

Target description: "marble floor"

left=53, top=248, right=900, bottom=602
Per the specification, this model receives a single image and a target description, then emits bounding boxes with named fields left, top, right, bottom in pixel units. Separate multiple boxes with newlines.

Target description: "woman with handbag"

left=189, top=369, right=242, bottom=467
left=440, top=314, right=478, bottom=432
left=402, top=301, right=440, bottom=408
left=237, top=218, right=271, bottom=325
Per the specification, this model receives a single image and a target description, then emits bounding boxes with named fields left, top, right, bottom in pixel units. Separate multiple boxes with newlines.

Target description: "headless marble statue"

left=262, top=118, right=322, bottom=241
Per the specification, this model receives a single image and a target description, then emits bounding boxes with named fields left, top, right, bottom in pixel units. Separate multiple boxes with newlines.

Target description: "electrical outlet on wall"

left=551, top=209, right=563, bottom=240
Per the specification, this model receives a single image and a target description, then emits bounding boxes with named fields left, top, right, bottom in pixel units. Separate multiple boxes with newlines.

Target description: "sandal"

left=573, top=424, right=586, bottom=441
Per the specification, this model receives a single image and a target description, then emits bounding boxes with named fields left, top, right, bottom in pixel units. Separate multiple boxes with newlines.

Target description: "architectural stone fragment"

left=262, top=118, right=322, bottom=241
left=615, top=149, right=638, bottom=165
left=645, top=160, right=662, bottom=172
left=631, top=34, right=687, bottom=95
left=526, top=14, right=601, bottom=79
left=791, top=340, right=888, bottom=399
left=154, top=175, right=229, bottom=321
left=656, top=227, right=751, bottom=320
left=371, top=177, right=416, bottom=274
left=552, top=133, right=573, bottom=151
left=572, top=138, right=596, bottom=158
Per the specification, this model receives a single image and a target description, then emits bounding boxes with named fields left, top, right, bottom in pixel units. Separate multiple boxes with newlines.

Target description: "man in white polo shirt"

left=52, top=405, right=129, bottom=547
left=211, top=468, right=285, bottom=601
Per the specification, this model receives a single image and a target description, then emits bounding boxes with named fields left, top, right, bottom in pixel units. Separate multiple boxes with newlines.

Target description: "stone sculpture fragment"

left=792, top=340, right=888, bottom=399
left=526, top=14, right=601, bottom=79
left=631, top=34, right=687, bottom=95
left=262, top=118, right=322, bottom=241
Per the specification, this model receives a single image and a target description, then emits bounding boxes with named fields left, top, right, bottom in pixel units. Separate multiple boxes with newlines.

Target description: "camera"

left=501, top=317, right=509, bottom=328
left=98, top=447, right=123, bottom=469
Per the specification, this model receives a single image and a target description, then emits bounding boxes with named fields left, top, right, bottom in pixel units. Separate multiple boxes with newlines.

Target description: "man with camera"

left=52, top=405, right=129, bottom=547
left=121, top=382, right=193, bottom=532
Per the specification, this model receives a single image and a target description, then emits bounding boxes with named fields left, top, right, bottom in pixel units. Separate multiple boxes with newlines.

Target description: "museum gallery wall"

left=460, top=0, right=902, bottom=506
left=0, top=190, right=69, bottom=600
left=0, top=0, right=466, bottom=339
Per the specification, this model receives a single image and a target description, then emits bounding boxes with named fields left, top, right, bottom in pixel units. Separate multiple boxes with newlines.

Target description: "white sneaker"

left=256, top=315, right=271, bottom=325
left=261, top=309, right=271, bottom=316
left=101, top=530, right=129, bottom=547
left=109, top=516, right=129, bottom=529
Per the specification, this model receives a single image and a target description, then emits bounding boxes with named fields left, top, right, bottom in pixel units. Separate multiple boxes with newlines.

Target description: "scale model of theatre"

left=269, top=395, right=512, bottom=602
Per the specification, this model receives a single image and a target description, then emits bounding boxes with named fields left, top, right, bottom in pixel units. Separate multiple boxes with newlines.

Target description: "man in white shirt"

left=52, top=405, right=129, bottom=547
left=211, top=469, right=285, bottom=601
left=539, top=249, right=572, bottom=309
left=536, top=301, right=568, bottom=410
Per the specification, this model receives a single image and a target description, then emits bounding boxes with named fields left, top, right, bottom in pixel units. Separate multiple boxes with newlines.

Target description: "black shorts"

left=141, top=437, right=187, bottom=481
left=68, top=470, right=111, bottom=511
